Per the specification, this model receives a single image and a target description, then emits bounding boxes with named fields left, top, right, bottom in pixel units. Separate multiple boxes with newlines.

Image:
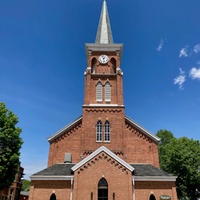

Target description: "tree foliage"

left=156, top=130, right=200, bottom=200
left=21, top=179, right=30, bottom=191
left=0, top=102, right=23, bottom=190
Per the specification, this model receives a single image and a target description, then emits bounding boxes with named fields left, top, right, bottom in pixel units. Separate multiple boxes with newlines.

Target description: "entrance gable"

left=72, top=146, right=134, bottom=200
left=72, top=146, right=134, bottom=172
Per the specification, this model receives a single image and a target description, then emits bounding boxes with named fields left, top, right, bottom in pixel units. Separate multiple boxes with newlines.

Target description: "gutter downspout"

left=132, top=177, right=135, bottom=200
left=70, top=177, right=74, bottom=200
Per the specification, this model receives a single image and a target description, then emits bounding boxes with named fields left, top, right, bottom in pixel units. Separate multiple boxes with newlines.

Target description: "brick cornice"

left=48, top=116, right=82, bottom=143
left=125, top=116, right=160, bottom=142
left=72, top=146, right=134, bottom=172
left=76, top=152, right=130, bottom=175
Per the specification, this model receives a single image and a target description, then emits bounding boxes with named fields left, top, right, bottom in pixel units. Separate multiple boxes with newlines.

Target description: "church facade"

left=29, top=1, right=177, bottom=200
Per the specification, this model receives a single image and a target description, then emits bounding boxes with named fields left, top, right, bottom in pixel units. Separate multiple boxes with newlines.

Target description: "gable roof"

left=131, top=164, right=170, bottom=176
left=71, top=146, right=134, bottom=172
left=30, top=163, right=75, bottom=180
left=30, top=163, right=176, bottom=181
left=125, top=116, right=160, bottom=142
left=131, top=164, right=176, bottom=181
left=48, top=116, right=82, bottom=142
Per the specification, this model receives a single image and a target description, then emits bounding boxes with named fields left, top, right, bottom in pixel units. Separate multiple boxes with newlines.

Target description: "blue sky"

left=1, top=0, right=200, bottom=179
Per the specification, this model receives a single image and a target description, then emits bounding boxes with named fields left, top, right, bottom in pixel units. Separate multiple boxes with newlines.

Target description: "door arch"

left=98, top=178, right=108, bottom=200
left=50, top=193, right=56, bottom=200
left=149, top=194, right=156, bottom=200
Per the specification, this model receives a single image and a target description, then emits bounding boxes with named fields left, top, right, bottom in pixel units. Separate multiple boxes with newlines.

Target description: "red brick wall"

left=20, top=194, right=29, bottom=200
left=47, top=49, right=159, bottom=168
left=29, top=181, right=71, bottom=200
left=84, top=54, right=123, bottom=106
left=124, top=121, right=160, bottom=167
left=135, top=181, right=177, bottom=200
left=81, top=107, right=125, bottom=153
left=73, top=152, right=133, bottom=200
left=48, top=121, right=83, bottom=166
left=30, top=161, right=177, bottom=200
left=48, top=112, right=159, bottom=168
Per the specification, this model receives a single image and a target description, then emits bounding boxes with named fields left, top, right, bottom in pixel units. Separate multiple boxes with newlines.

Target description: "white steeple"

left=95, top=0, right=113, bottom=44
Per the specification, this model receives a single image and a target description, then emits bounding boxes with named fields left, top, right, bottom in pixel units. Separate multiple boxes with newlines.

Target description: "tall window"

left=96, top=82, right=102, bottom=102
left=149, top=194, right=156, bottom=200
left=98, top=178, right=108, bottom=200
left=110, top=58, right=116, bottom=74
left=104, top=121, right=110, bottom=141
left=9, top=189, right=13, bottom=200
left=105, top=82, right=111, bottom=101
left=50, top=194, right=56, bottom=200
left=91, top=58, right=97, bottom=74
left=96, top=121, right=102, bottom=141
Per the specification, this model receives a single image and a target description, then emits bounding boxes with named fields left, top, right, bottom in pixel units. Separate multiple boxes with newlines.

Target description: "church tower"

left=47, top=0, right=161, bottom=166
left=81, top=0, right=125, bottom=153
left=30, top=2, right=178, bottom=200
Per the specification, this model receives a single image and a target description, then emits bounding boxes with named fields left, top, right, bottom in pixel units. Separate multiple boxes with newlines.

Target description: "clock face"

left=98, top=55, right=109, bottom=64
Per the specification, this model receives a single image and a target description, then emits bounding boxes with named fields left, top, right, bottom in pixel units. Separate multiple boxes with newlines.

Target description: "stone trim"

left=30, top=176, right=74, bottom=181
left=134, top=176, right=177, bottom=181
left=83, top=104, right=124, bottom=107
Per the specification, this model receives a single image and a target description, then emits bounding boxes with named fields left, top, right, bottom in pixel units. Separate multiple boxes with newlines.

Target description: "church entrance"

left=98, top=178, right=108, bottom=200
left=150, top=194, right=156, bottom=200
left=50, top=193, right=56, bottom=200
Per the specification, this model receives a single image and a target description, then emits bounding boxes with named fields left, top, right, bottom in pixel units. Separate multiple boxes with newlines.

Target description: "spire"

left=95, top=0, right=113, bottom=44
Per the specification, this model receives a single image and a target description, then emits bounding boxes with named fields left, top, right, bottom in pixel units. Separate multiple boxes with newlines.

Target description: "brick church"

left=29, top=1, right=177, bottom=200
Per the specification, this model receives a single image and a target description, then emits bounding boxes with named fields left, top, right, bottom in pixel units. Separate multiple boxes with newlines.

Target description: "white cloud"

left=193, top=44, right=200, bottom=53
left=174, top=68, right=186, bottom=90
left=189, top=67, right=200, bottom=80
left=179, top=47, right=188, bottom=58
left=157, top=38, right=164, bottom=51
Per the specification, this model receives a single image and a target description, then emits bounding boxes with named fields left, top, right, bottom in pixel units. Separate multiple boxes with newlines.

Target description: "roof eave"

left=30, top=175, right=74, bottom=181
left=85, top=43, right=123, bottom=54
left=125, top=116, right=160, bottom=142
left=134, top=176, right=177, bottom=182
left=47, top=116, right=82, bottom=142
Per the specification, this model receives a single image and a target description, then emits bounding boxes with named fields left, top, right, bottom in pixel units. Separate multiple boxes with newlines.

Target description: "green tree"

left=0, top=102, right=23, bottom=190
left=156, top=129, right=174, bottom=146
left=156, top=129, right=175, bottom=170
left=21, top=179, right=30, bottom=191
left=156, top=130, right=200, bottom=200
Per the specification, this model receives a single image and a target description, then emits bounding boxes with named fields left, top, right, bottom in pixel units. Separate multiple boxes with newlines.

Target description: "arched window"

left=50, top=193, right=56, bottom=200
left=96, top=82, right=102, bottom=102
left=104, top=121, right=110, bottom=141
left=105, top=82, right=111, bottom=102
left=91, top=58, right=97, bottom=74
left=98, top=178, right=108, bottom=200
left=110, top=58, right=116, bottom=74
left=96, top=120, right=102, bottom=141
left=149, top=194, right=156, bottom=200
